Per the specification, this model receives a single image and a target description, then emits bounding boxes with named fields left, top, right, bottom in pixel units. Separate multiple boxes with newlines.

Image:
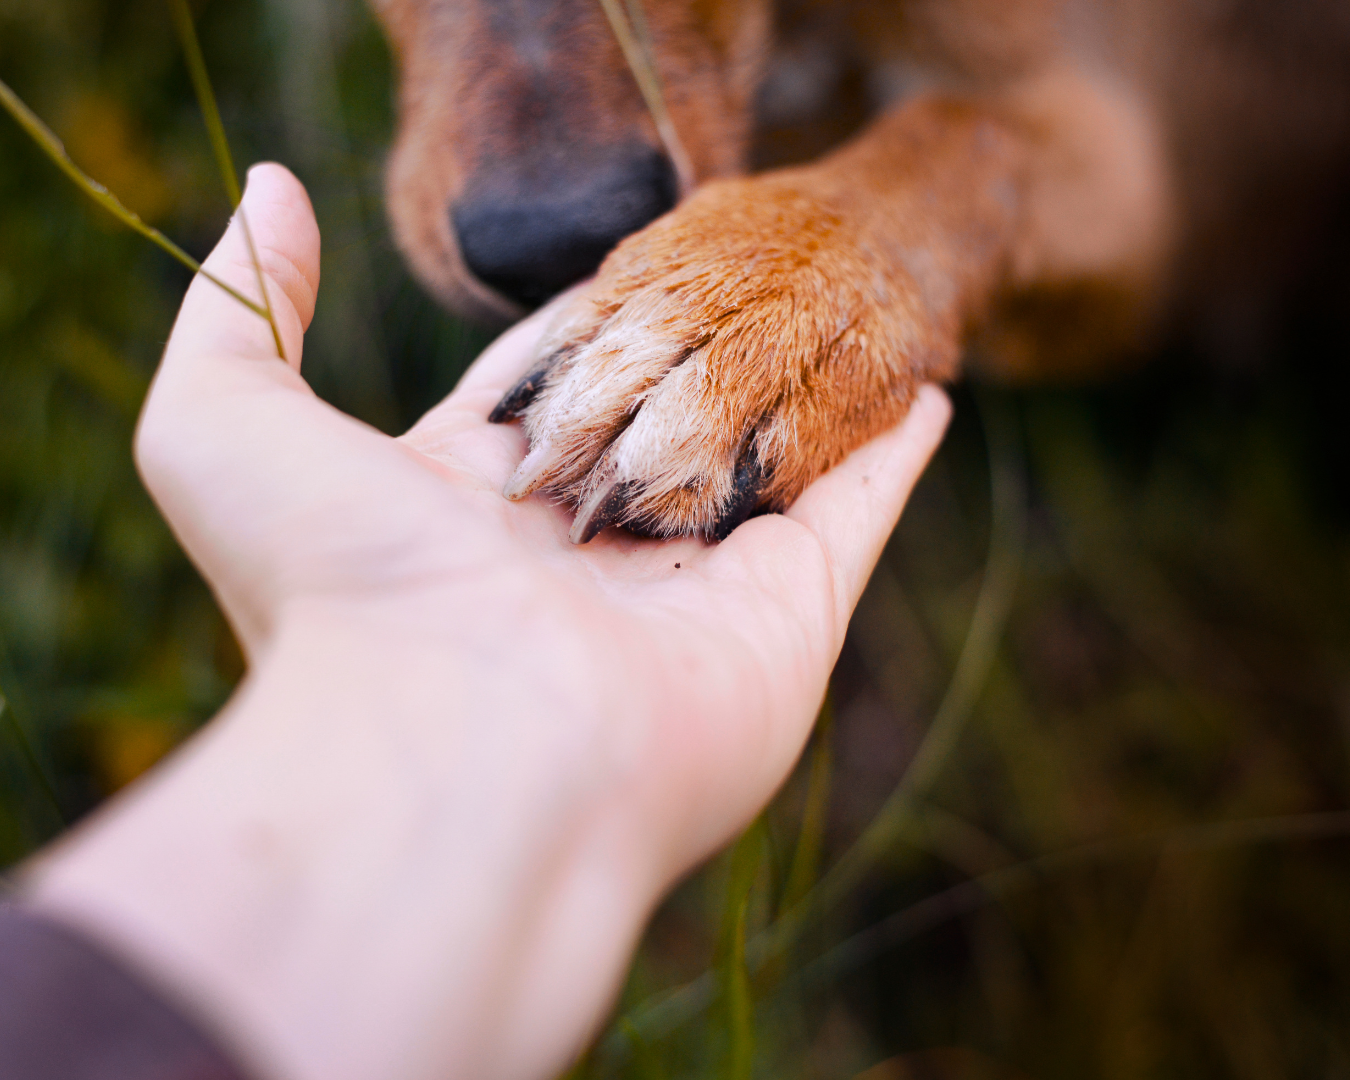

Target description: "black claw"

left=713, top=451, right=768, bottom=541
left=571, top=480, right=640, bottom=544
left=489, top=362, right=552, bottom=423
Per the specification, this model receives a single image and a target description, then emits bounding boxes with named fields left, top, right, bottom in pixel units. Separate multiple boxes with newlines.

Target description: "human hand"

left=27, top=164, right=950, bottom=1080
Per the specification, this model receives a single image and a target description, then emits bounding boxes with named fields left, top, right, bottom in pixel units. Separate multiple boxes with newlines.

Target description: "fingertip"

left=784, top=383, right=952, bottom=624
left=160, top=162, right=320, bottom=372
left=911, top=382, right=955, bottom=437
left=236, top=163, right=321, bottom=334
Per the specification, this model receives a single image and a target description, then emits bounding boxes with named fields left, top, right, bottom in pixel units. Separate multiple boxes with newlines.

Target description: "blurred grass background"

left=4, top=1, right=1350, bottom=1076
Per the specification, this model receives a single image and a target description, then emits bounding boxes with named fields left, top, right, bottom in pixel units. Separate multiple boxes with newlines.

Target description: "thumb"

left=137, top=163, right=321, bottom=478
left=133, top=164, right=337, bottom=647
left=136, top=162, right=324, bottom=535
left=788, top=385, right=952, bottom=632
left=165, top=162, right=320, bottom=370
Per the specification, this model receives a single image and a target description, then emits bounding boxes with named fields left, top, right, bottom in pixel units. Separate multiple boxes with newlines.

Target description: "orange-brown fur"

left=372, top=0, right=768, bottom=321
left=370, top=0, right=1350, bottom=539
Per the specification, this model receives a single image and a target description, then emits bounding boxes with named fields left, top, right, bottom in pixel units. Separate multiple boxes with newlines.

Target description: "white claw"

left=503, top=442, right=556, bottom=501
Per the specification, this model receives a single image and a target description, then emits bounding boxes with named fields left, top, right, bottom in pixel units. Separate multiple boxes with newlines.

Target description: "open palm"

left=137, top=162, right=949, bottom=874
left=102, top=162, right=950, bottom=1079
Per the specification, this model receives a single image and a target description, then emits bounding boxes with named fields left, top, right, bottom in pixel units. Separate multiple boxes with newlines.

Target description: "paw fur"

left=493, top=175, right=959, bottom=540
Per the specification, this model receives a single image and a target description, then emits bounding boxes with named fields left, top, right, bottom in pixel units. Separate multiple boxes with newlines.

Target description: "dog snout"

left=451, top=148, right=679, bottom=309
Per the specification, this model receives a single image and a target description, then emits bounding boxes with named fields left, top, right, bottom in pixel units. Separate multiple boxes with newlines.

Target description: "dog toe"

left=503, top=297, right=697, bottom=497
left=543, top=341, right=776, bottom=539
left=490, top=175, right=952, bottom=540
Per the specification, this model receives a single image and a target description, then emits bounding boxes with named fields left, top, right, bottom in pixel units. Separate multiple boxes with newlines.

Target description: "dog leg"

left=494, top=73, right=1170, bottom=540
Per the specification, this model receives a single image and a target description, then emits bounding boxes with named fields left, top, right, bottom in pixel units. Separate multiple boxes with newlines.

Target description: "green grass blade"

left=721, top=896, right=753, bottom=1080
left=0, top=685, right=66, bottom=829
left=778, top=694, right=834, bottom=918
left=167, top=0, right=240, bottom=207
left=237, top=203, right=286, bottom=360
left=792, top=808, right=1350, bottom=990
left=0, top=77, right=280, bottom=349
left=830, top=392, right=1025, bottom=847
left=165, top=0, right=285, bottom=361
left=596, top=0, right=694, bottom=192
left=618, top=1017, right=668, bottom=1080
left=714, top=820, right=764, bottom=1080
left=762, top=388, right=1027, bottom=948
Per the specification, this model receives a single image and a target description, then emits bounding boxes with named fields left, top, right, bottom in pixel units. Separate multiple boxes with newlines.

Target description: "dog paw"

left=490, top=175, right=960, bottom=541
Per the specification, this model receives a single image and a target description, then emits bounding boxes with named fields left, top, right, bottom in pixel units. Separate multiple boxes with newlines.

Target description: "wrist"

left=24, top=601, right=658, bottom=1080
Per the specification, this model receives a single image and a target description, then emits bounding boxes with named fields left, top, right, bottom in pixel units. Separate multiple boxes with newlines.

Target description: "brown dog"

left=370, top=0, right=1350, bottom=541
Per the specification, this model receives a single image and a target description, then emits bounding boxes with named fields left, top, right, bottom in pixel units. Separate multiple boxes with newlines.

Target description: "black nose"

left=452, top=148, right=678, bottom=309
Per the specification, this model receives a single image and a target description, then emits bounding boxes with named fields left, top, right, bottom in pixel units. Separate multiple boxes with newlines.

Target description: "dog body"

left=372, top=0, right=1350, bottom=539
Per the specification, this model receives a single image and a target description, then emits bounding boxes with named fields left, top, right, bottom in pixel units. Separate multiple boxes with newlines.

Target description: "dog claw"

left=503, top=443, right=557, bottom=500
left=570, top=476, right=636, bottom=544
left=489, top=363, right=552, bottom=423
left=713, top=451, right=767, bottom=541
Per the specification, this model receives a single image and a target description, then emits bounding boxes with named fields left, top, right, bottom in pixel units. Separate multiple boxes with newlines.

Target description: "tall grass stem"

left=0, top=77, right=283, bottom=358
left=792, top=808, right=1350, bottom=989
left=167, top=0, right=241, bottom=207
left=715, top=820, right=764, bottom=1079
left=0, top=688, right=65, bottom=829
left=596, top=0, right=695, bottom=193
left=166, top=0, right=286, bottom=361
left=782, top=389, right=1027, bottom=922
left=777, top=696, right=833, bottom=918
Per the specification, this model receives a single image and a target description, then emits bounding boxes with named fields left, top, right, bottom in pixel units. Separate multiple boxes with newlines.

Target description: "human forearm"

left=24, top=603, right=653, bottom=1080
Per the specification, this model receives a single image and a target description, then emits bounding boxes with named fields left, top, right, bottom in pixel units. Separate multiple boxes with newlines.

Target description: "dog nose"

left=452, top=149, right=679, bottom=309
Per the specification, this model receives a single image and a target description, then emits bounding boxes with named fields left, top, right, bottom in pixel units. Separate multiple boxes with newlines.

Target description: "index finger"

left=715, top=385, right=951, bottom=641
left=788, top=385, right=952, bottom=627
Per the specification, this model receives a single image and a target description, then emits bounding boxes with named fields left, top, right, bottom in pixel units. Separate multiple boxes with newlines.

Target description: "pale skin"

left=19, top=164, right=950, bottom=1080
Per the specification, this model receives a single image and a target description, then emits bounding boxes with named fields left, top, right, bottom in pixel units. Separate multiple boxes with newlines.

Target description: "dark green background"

left=4, top=1, right=1350, bottom=1075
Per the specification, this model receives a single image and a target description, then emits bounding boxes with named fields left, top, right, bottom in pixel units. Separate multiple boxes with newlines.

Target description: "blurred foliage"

left=4, top=0, right=1350, bottom=1077
left=0, top=0, right=488, bottom=854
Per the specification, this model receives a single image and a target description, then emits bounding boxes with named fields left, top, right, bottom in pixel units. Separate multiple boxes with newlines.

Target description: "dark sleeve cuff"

left=0, top=904, right=252, bottom=1080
